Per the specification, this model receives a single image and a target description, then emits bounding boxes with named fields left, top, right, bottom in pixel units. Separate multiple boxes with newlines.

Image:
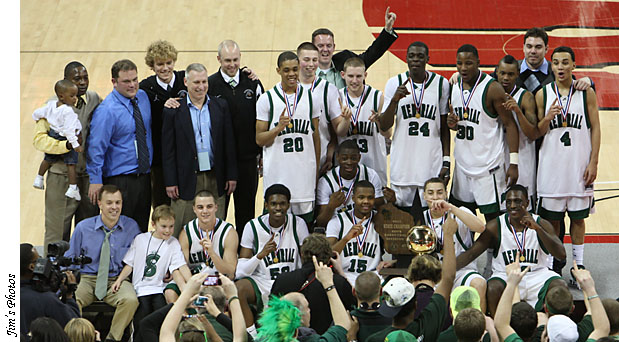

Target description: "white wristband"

left=510, top=153, right=519, bottom=165
left=443, top=156, right=451, bottom=163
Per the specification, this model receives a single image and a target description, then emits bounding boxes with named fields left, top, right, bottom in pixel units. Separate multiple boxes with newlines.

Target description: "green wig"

left=256, top=296, right=302, bottom=342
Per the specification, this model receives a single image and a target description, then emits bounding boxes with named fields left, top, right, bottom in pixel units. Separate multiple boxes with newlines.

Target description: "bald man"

left=208, top=40, right=264, bottom=237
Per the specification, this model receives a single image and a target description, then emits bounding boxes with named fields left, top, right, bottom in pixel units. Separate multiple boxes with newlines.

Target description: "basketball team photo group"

left=19, top=4, right=618, bottom=342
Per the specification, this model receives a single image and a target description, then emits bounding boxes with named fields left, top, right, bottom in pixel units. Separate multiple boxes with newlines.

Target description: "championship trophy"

left=375, top=203, right=438, bottom=276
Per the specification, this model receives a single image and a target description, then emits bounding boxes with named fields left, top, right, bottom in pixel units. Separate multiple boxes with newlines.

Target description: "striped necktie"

left=130, top=98, right=150, bottom=174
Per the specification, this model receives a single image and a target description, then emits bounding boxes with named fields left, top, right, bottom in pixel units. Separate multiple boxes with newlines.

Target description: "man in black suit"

left=312, top=7, right=398, bottom=89
left=208, top=40, right=263, bottom=239
left=162, top=63, right=238, bottom=236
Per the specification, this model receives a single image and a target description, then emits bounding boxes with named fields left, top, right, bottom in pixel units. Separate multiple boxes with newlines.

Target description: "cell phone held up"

left=202, top=275, right=221, bottom=286
left=193, top=296, right=209, bottom=307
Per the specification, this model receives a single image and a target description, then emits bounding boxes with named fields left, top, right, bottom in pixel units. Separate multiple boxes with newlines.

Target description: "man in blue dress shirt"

left=87, top=59, right=153, bottom=232
left=65, top=184, right=140, bottom=342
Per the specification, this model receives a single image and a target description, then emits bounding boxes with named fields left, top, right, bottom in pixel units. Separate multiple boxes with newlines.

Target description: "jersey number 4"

left=409, top=121, right=430, bottom=136
left=560, top=131, right=571, bottom=146
left=283, top=137, right=304, bottom=153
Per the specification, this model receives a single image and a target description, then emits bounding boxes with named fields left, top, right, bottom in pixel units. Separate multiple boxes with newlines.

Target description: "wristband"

left=442, top=156, right=451, bottom=169
left=587, top=294, right=599, bottom=300
left=228, top=296, right=239, bottom=303
left=509, top=152, right=519, bottom=165
left=324, top=285, right=336, bottom=292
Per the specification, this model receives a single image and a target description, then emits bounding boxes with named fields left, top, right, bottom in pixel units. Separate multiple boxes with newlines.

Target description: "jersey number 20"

left=283, top=137, right=304, bottom=153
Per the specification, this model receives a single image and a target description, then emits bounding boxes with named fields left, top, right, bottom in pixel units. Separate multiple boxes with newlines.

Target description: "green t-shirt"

left=302, top=325, right=348, bottom=342
left=366, top=293, right=447, bottom=342
left=506, top=333, right=524, bottom=342
left=437, top=325, right=491, bottom=342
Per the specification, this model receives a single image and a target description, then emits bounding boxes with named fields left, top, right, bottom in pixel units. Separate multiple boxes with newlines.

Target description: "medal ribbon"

left=553, top=82, right=573, bottom=126
left=280, top=83, right=300, bottom=121
left=310, top=77, right=318, bottom=92
left=425, top=210, right=446, bottom=248
left=337, top=166, right=359, bottom=205
left=271, top=215, right=288, bottom=262
left=198, top=219, right=218, bottom=263
left=352, top=211, right=373, bottom=256
left=459, top=72, right=482, bottom=115
left=509, top=84, right=517, bottom=97
left=409, top=72, right=428, bottom=114
left=508, top=222, right=527, bottom=259
left=345, top=85, right=366, bottom=128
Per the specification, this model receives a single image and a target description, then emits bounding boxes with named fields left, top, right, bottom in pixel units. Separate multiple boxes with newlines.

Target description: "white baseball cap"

left=378, top=277, right=416, bottom=318
left=547, top=315, right=578, bottom=342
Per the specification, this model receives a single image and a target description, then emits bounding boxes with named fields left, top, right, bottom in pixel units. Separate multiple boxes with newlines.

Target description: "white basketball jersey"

left=258, top=84, right=318, bottom=202
left=422, top=207, right=477, bottom=271
left=451, top=73, right=505, bottom=176
left=302, top=78, right=340, bottom=169
left=243, top=213, right=307, bottom=283
left=184, top=218, right=234, bottom=275
left=492, top=213, right=550, bottom=273
left=326, top=209, right=382, bottom=284
left=338, top=86, right=387, bottom=185
left=537, top=83, right=592, bottom=197
left=317, top=164, right=383, bottom=213
left=503, top=87, right=537, bottom=203
left=385, top=71, right=448, bottom=186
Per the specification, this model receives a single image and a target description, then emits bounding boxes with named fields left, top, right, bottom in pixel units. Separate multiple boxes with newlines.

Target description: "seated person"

left=456, top=185, right=567, bottom=316
left=315, top=140, right=385, bottom=228
left=494, top=262, right=610, bottom=342
left=422, top=177, right=486, bottom=312
left=326, top=180, right=396, bottom=285
left=64, top=184, right=141, bottom=342
left=349, top=272, right=391, bottom=342
left=165, top=190, right=238, bottom=302
left=366, top=212, right=458, bottom=342
left=235, top=184, right=310, bottom=337
left=111, top=205, right=187, bottom=337
left=271, top=233, right=355, bottom=335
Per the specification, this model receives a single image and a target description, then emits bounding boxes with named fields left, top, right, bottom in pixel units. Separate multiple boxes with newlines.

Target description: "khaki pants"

left=44, top=172, right=98, bottom=255
left=75, top=275, right=139, bottom=341
left=172, top=170, right=226, bottom=237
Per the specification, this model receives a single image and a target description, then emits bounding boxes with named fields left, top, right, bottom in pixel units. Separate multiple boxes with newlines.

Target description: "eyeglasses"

left=179, top=329, right=207, bottom=341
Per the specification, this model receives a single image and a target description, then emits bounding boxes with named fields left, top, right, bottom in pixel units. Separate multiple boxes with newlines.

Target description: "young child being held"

left=32, top=79, right=83, bottom=200
left=112, top=205, right=188, bottom=337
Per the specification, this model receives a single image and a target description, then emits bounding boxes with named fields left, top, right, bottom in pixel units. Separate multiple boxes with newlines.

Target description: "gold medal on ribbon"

left=288, top=123, right=293, bottom=128
left=352, top=128, right=358, bottom=135
left=562, top=122, right=567, bottom=127
left=415, top=112, right=421, bottom=119
left=463, top=111, right=469, bottom=119
left=357, top=252, right=363, bottom=257
left=520, top=255, right=525, bottom=262
left=273, top=257, right=279, bottom=263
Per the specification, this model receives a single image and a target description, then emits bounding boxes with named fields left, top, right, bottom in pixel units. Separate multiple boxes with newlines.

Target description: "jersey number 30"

left=456, top=125, right=474, bottom=140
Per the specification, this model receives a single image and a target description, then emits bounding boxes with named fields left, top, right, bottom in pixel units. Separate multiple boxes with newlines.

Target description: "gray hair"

left=217, top=40, right=240, bottom=56
left=185, top=63, right=207, bottom=75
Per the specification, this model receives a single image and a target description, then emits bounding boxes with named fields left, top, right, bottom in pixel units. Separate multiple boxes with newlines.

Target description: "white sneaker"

left=33, top=176, right=44, bottom=190
left=65, top=187, right=81, bottom=201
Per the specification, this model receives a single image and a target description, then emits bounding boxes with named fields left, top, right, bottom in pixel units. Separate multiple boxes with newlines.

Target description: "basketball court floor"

left=19, top=0, right=618, bottom=296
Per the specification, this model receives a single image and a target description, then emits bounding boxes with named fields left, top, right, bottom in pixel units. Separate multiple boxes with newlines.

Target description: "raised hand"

left=384, top=6, right=397, bottom=32
left=257, top=233, right=277, bottom=259
left=447, top=103, right=459, bottom=129
left=276, top=107, right=290, bottom=131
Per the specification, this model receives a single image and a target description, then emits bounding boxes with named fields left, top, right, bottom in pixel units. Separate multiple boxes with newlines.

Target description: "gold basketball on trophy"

left=406, top=225, right=437, bottom=255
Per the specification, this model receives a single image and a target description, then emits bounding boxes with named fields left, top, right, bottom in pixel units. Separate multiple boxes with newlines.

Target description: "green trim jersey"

left=450, top=73, right=505, bottom=176
left=337, top=85, right=387, bottom=186
left=184, top=218, right=234, bottom=275
left=316, top=164, right=383, bottom=214
left=256, top=83, right=320, bottom=203
left=240, top=213, right=309, bottom=284
left=326, top=209, right=382, bottom=284
left=503, top=87, right=537, bottom=202
left=537, top=82, right=593, bottom=197
left=421, top=207, right=477, bottom=272
left=492, top=213, right=550, bottom=273
left=383, top=71, right=450, bottom=186
left=301, top=78, right=341, bottom=169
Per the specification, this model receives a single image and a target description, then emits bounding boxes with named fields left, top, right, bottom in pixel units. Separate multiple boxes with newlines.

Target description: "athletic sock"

left=247, top=324, right=257, bottom=338
left=572, top=244, right=584, bottom=266
left=35, top=175, right=44, bottom=181
left=69, top=184, right=78, bottom=190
